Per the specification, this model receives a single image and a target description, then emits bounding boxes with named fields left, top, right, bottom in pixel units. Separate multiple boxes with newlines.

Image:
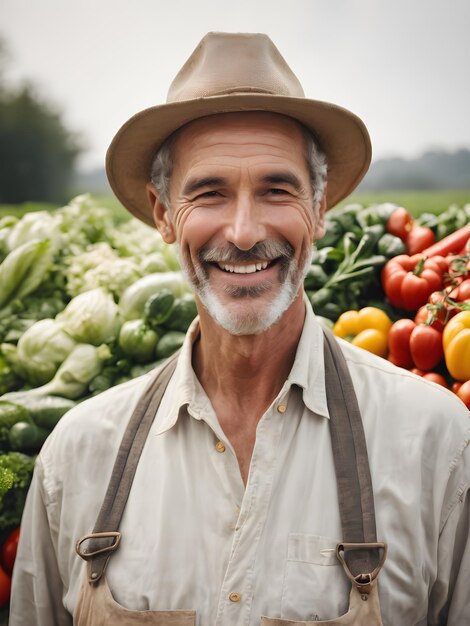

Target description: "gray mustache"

left=199, top=240, right=294, bottom=264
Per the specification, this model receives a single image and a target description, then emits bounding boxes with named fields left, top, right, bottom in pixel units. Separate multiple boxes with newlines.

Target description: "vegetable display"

left=0, top=193, right=468, bottom=608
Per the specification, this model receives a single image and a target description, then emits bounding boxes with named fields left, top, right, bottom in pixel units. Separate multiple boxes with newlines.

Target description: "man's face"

left=152, top=112, right=326, bottom=335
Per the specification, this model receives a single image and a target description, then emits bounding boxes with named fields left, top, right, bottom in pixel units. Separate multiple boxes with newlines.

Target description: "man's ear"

left=146, top=182, right=176, bottom=243
left=313, top=186, right=328, bottom=241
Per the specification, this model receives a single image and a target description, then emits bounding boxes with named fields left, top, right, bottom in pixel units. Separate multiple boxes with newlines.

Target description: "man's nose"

left=225, top=196, right=266, bottom=251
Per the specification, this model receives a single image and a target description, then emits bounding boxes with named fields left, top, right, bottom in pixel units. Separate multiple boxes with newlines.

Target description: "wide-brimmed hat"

left=106, top=32, right=371, bottom=226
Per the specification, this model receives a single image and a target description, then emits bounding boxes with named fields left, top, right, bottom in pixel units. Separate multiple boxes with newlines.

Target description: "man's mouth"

left=217, top=260, right=271, bottom=274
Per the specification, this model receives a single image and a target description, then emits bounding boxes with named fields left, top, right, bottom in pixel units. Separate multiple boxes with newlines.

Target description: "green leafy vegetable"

left=16, top=319, right=76, bottom=385
left=57, top=288, right=120, bottom=345
left=0, top=451, right=35, bottom=529
left=0, top=239, right=54, bottom=310
left=3, top=343, right=111, bottom=400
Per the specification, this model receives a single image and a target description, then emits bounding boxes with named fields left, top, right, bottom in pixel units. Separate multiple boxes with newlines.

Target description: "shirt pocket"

left=280, top=534, right=350, bottom=622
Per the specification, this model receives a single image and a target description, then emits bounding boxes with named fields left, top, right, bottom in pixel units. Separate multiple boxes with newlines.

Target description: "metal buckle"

left=336, top=542, right=387, bottom=594
left=75, top=531, right=122, bottom=561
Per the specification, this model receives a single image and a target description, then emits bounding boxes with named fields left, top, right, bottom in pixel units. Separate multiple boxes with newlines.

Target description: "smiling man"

left=10, top=33, right=470, bottom=626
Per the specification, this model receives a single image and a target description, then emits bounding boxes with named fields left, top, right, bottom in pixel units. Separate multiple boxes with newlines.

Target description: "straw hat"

left=106, top=32, right=371, bottom=226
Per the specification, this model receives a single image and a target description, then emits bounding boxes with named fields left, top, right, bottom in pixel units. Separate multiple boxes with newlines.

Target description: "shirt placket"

left=214, top=394, right=289, bottom=626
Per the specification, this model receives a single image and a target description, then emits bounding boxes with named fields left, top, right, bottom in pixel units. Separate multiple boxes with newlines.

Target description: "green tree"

left=0, top=41, right=82, bottom=204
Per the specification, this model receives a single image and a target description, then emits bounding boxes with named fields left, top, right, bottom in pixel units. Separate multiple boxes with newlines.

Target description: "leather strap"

left=76, top=352, right=179, bottom=582
left=76, top=326, right=382, bottom=585
left=323, top=328, right=382, bottom=579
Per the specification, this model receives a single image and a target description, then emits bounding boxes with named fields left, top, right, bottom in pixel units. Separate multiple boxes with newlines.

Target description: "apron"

left=75, top=328, right=387, bottom=625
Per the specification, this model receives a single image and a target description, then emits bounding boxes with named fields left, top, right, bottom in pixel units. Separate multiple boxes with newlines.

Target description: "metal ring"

left=75, top=531, right=122, bottom=560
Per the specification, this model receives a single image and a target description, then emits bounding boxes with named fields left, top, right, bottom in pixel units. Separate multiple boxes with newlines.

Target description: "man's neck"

left=192, top=292, right=306, bottom=418
left=191, top=291, right=306, bottom=485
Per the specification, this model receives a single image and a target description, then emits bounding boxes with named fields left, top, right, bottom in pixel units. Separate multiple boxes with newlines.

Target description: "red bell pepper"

left=382, top=254, right=444, bottom=311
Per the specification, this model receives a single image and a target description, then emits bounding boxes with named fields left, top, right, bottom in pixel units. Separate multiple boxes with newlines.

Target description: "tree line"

left=0, top=40, right=81, bottom=204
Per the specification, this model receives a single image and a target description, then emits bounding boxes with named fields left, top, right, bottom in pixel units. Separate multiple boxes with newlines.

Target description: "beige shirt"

left=10, top=300, right=470, bottom=626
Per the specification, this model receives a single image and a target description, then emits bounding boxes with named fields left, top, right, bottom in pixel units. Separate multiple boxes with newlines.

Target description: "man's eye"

left=197, top=190, right=220, bottom=198
left=269, top=188, right=289, bottom=195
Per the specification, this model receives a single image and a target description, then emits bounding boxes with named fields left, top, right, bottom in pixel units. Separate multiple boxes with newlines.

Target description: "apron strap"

left=76, top=351, right=180, bottom=582
left=322, top=328, right=385, bottom=581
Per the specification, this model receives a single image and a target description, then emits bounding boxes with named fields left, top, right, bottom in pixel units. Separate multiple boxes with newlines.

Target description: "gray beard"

left=176, top=240, right=312, bottom=336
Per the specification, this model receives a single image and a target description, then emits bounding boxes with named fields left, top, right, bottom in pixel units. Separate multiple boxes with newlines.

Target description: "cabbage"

left=3, top=343, right=111, bottom=400
left=16, top=319, right=76, bottom=385
left=140, top=252, right=169, bottom=274
left=56, top=288, right=120, bottom=345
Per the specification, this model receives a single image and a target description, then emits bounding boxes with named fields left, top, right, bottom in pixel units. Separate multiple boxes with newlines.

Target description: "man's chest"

left=63, top=398, right=432, bottom=625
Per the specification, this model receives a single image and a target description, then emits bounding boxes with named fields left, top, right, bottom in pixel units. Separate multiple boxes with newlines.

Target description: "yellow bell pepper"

left=442, top=311, right=470, bottom=381
left=333, top=307, right=393, bottom=358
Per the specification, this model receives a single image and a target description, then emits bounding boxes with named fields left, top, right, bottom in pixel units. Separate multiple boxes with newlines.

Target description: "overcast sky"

left=2, top=0, right=469, bottom=170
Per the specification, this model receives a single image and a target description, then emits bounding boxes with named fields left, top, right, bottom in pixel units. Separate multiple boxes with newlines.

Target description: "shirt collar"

left=287, top=293, right=330, bottom=419
left=153, top=293, right=330, bottom=436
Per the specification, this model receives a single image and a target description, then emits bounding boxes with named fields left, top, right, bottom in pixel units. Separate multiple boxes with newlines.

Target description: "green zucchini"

left=144, top=289, right=175, bottom=326
left=3, top=395, right=76, bottom=431
left=164, top=295, right=198, bottom=332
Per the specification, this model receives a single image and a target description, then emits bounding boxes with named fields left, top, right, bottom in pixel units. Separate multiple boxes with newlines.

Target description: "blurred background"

left=1, top=0, right=470, bottom=217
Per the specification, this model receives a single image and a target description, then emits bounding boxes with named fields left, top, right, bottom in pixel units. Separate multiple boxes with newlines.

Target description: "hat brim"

left=106, top=93, right=371, bottom=227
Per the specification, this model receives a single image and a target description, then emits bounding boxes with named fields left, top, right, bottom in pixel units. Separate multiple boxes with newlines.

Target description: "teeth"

left=218, top=261, right=269, bottom=274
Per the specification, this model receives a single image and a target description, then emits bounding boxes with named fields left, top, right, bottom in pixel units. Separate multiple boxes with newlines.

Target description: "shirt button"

left=229, top=592, right=241, bottom=602
left=215, top=441, right=226, bottom=453
left=277, top=404, right=287, bottom=414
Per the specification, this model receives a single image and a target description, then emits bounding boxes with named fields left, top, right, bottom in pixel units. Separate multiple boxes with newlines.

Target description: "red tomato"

left=0, top=564, right=11, bottom=608
left=452, top=381, right=463, bottom=394
left=400, top=270, right=442, bottom=311
left=409, top=325, right=444, bottom=371
left=388, top=319, right=416, bottom=368
left=1, top=527, right=20, bottom=576
left=422, top=372, right=448, bottom=388
left=456, top=380, right=470, bottom=410
left=410, top=368, right=424, bottom=376
left=449, top=279, right=470, bottom=302
left=386, top=207, right=414, bottom=241
left=406, top=226, right=435, bottom=255
left=415, top=290, right=460, bottom=331
left=414, top=305, right=446, bottom=332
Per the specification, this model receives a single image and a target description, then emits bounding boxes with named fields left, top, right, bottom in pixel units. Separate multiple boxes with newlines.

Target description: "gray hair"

left=150, top=124, right=327, bottom=218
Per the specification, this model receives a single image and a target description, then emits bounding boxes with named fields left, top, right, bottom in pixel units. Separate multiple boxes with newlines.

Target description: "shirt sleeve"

left=428, top=442, right=470, bottom=625
left=9, top=457, right=73, bottom=626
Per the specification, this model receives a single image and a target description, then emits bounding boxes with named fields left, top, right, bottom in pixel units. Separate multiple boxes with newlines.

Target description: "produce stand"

left=0, top=194, right=469, bottom=613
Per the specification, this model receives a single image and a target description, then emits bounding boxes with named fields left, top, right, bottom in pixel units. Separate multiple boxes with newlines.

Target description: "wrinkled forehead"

left=169, top=111, right=309, bottom=156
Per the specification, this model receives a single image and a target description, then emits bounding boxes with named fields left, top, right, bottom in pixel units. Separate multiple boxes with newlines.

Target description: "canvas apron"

left=74, top=328, right=387, bottom=625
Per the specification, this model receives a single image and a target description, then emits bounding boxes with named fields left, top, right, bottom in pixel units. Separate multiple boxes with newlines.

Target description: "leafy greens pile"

left=0, top=194, right=193, bottom=400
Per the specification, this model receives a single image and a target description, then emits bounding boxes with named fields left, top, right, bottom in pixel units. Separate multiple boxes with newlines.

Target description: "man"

left=10, top=32, right=470, bottom=625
